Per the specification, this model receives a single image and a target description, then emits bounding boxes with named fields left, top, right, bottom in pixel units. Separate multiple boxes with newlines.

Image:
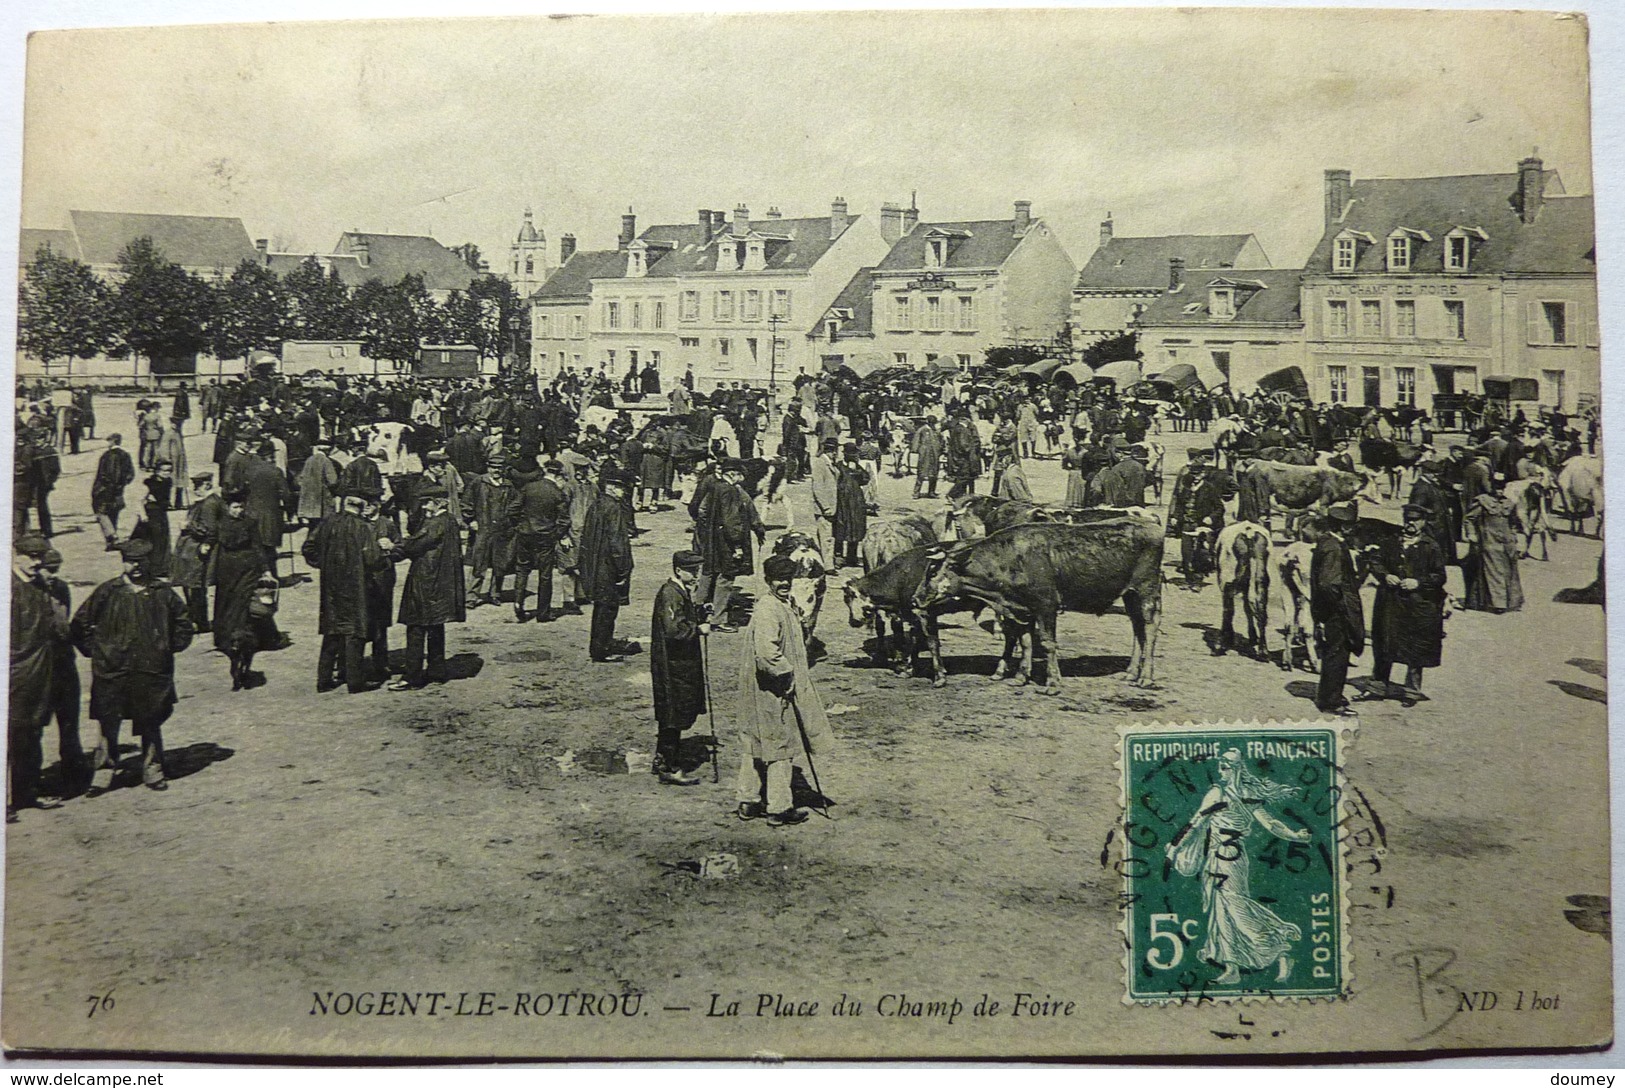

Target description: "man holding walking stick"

left=735, top=554, right=835, bottom=826
left=650, top=549, right=712, bottom=787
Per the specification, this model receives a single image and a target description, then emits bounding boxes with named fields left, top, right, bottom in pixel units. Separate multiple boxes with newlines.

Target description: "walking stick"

left=790, top=702, right=831, bottom=820
left=700, top=631, right=720, bottom=784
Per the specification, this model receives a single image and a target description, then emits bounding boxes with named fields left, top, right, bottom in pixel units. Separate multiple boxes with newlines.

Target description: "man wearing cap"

left=91, top=433, right=136, bottom=549
left=735, top=554, right=836, bottom=826
left=239, top=439, right=291, bottom=571
left=38, top=547, right=87, bottom=796
left=506, top=453, right=571, bottom=622
left=10, top=534, right=67, bottom=817
left=296, top=440, right=340, bottom=526
left=341, top=447, right=387, bottom=511
left=650, top=550, right=713, bottom=786
left=388, top=485, right=466, bottom=690
left=172, top=473, right=226, bottom=633
left=943, top=408, right=982, bottom=501
left=1407, top=461, right=1456, bottom=566
left=1368, top=503, right=1448, bottom=707
left=463, top=448, right=518, bottom=609
left=697, top=459, right=765, bottom=629
left=303, top=490, right=390, bottom=693
left=71, top=538, right=195, bottom=793
left=579, top=470, right=636, bottom=662
left=811, top=438, right=840, bottom=569
left=1310, top=505, right=1364, bottom=716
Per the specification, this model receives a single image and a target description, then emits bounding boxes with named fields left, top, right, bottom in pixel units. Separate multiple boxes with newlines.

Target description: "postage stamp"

left=1117, top=720, right=1356, bottom=1005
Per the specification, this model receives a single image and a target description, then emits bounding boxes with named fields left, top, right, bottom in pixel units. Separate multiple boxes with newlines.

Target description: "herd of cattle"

left=832, top=445, right=1605, bottom=699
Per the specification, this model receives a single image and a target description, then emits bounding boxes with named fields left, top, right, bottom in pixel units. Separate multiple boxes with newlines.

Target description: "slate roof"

left=18, top=228, right=81, bottom=264
left=1075, top=234, right=1260, bottom=292
left=645, top=216, right=856, bottom=276
left=332, top=232, right=477, bottom=292
left=811, top=267, right=877, bottom=338
left=1304, top=170, right=1592, bottom=276
left=69, top=210, right=259, bottom=270
left=875, top=219, right=1028, bottom=272
left=1137, top=267, right=1305, bottom=327
left=531, top=250, right=629, bottom=301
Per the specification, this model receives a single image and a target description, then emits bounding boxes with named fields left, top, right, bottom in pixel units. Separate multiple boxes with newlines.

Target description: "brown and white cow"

left=912, top=518, right=1165, bottom=693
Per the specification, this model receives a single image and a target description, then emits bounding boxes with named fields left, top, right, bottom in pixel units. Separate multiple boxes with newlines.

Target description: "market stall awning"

left=846, top=351, right=890, bottom=378
left=1021, top=357, right=1066, bottom=379
left=1483, top=375, right=1541, bottom=400
left=1092, top=358, right=1143, bottom=387
left=1256, top=365, right=1310, bottom=399
left=1054, top=361, right=1095, bottom=384
left=1148, top=362, right=1203, bottom=393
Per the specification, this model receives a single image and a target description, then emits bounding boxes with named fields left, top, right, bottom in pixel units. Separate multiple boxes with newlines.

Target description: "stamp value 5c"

left=1118, top=720, right=1355, bottom=1004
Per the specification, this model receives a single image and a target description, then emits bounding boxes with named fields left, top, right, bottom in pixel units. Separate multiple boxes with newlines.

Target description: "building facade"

left=811, top=201, right=1076, bottom=372
left=1300, top=158, right=1598, bottom=413
left=1134, top=264, right=1307, bottom=394
left=1072, top=217, right=1269, bottom=351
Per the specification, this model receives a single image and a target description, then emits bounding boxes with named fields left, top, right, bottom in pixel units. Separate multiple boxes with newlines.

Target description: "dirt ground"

left=2, top=395, right=1611, bottom=1059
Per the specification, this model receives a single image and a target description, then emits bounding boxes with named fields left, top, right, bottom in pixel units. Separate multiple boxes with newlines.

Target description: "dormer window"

left=1387, top=234, right=1410, bottom=271
left=627, top=241, right=648, bottom=278
left=1209, top=286, right=1236, bottom=319
left=1332, top=229, right=1377, bottom=274
left=1444, top=226, right=1485, bottom=272
left=927, top=237, right=947, bottom=269
left=718, top=239, right=740, bottom=270
left=743, top=238, right=766, bottom=272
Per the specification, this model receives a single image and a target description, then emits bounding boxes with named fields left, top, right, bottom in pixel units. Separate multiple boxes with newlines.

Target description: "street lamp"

left=767, top=313, right=783, bottom=421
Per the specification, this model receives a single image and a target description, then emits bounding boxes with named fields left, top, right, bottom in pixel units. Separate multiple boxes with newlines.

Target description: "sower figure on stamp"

left=1310, top=504, right=1363, bottom=717
left=735, top=554, right=836, bottom=828
left=71, top=538, right=195, bottom=794
left=650, top=549, right=712, bottom=787
left=1166, top=748, right=1310, bottom=985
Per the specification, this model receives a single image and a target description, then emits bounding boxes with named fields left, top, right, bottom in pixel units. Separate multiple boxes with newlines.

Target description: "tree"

left=282, top=256, right=358, bottom=340
left=113, top=237, right=212, bottom=371
left=450, top=242, right=483, bottom=273
left=983, top=344, right=1048, bottom=370
left=354, top=274, right=435, bottom=369
left=1082, top=330, right=1140, bottom=368
left=209, top=259, right=288, bottom=364
left=467, top=275, right=527, bottom=363
left=17, top=245, right=115, bottom=368
left=438, top=288, right=484, bottom=352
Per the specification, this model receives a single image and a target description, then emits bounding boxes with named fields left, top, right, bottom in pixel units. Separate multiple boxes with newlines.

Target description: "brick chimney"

left=1169, top=257, right=1185, bottom=291
left=353, top=235, right=370, bottom=268
left=1324, top=169, right=1352, bottom=227
left=880, top=202, right=904, bottom=244
left=1013, top=200, right=1032, bottom=235
left=902, top=191, right=920, bottom=236
left=1098, top=213, right=1113, bottom=251
left=830, top=197, right=849, bottom=240
left=560, top=233, right=577, bottom=264
left=1517, top=155, right=1546, bottom=224
left=255, top=238, right=269, bottom=263
left=766, top=206, right=782, bottom=220
left=698, top=209, right=714, bottom=244
left=619, top=208, right=637, bottom=250
left=711, top=210, right=727, bottom=234
left=732, top=203, right=750, bottom=237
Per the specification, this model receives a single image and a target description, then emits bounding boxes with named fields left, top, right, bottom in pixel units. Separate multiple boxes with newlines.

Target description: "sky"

left=11, top=5, right=1598, bottom=277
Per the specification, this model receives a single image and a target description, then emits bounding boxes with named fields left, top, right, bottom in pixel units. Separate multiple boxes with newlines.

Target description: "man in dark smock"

left=650, top=549, right=712, bottom=786
left=1368, top=503, right=1448, bottom=706
left=71, top=538, right=195, bottom=792
left=696, top=460, right=764, bottom=627
left=389, top=485, right=466, bottom=690
left=303, top=491, right=388, bottom=693
left=10, top=534, right=64, bottom=818
left=579, top=471, right=636, bottom=662
left=1310, top=505, right=1364, bottom=716
left=171, top=474, right=226, bottom=633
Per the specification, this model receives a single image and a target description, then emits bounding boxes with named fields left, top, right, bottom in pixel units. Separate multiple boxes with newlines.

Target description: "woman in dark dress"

left=130, top=463, right=175, bottom=578
left=213, top=488, right=273, bottom=690
left=832, top=444, right=870, bottom=569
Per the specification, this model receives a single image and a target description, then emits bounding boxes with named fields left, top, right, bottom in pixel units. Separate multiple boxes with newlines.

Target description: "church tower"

left=510, top=207, right=548, bottom=296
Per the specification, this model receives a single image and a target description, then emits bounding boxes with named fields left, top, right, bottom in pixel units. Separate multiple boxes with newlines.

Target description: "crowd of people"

left=6, top=362, right=1600, bottom=825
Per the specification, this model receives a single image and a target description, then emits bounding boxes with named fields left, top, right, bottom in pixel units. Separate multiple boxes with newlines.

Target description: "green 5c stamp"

left=1117, top=720, right=1355, bottom=1004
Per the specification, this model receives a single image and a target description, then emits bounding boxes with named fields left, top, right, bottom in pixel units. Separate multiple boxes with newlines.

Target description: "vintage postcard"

left=2, top=4, right=1611, bottom=1061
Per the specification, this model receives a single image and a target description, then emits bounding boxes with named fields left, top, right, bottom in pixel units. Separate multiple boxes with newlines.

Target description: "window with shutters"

left=1530, top=300, right=1574, bottom=345
left=771, top=289, right=792, bottom=320
left=537, top=314, right=551, bottom=338
left=1443, top=300, right=1465, bottom=341
left=630, top=300, right=642, bottom=329
left=1327, top=299, right=1350, bottom=337
left=958, top=295, right=975, bottom=330
left=1395, top=367, right=1417, bottom=407
left=680, top=291, right=699, bottom=322
left=1359, top=299, right=1382, bottom=336
left=605, top=301, right=621, bottom=329
left=653, top=300, right=665, bottom=329
left=1394, top=299, right=1416, bottom=338
left=1328, top=365, right=1349, bottom=404
left=890, top=295, right=912, bottom=330
left=924, top=296, right=943, bottom=330
left=715, top=291, right=734, bottom=322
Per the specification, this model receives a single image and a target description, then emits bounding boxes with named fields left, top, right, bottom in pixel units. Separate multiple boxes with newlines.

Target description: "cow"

left=1237, top=460, right=1365, bottom=531
left=1504, top=468, right=1555, bottom=560
left=1213, top=521, right=1271, bottom=661
left=771, top=531, right=828, bottom=646
left=1254, top=445, right=1318, bottom=466
left=861, top=514, right=939, bottom=572
left=1271, top=537, right=1319, bottom=672
left=1359, top=436, right=1428, bottom=500
left=1555, top=456, right=1604, bottom=538
left=912, top=518, right=1165, bottom=693
left=842, top=545, right=972, bottom=685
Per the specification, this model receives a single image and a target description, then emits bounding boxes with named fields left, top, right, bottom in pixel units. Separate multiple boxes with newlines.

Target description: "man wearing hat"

left=579, top=469, right=637, bottom=662
left=296, top=440, right=340, bottom=526
left=650, top=549, right=713, bottom=786
left=696, top=459, right=765, bottom=629
left=71, top=538, right=196, bottom=793
left=91, top=433, right=135, bottom=550
left=341, top=446, right=387, bottom=510
left=303, top=488, right=391, bottom=693
left=239, top=438, right=291, bottom=571
left=37, top=547, right=87, bottom=796
left=943, top=408, right=982, bottom=501
left=1407, top=460, right=1456, bottom=566
left=734, top=554, right=836, bottom=826
left=1309, top=504, right=1364, bottom=716
left=463, top=447, right=518, bottom=609
left=10, top=533, right=67, bottom=818
left=506, top=453, right=570, bottom=622
left=811, top=438, right=840, bottom=569
left=1367, top=503, right=1448, bottom=707
left=172, top=473, right=226, bottom=633
left=388, top=484, right=466, bottom=690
